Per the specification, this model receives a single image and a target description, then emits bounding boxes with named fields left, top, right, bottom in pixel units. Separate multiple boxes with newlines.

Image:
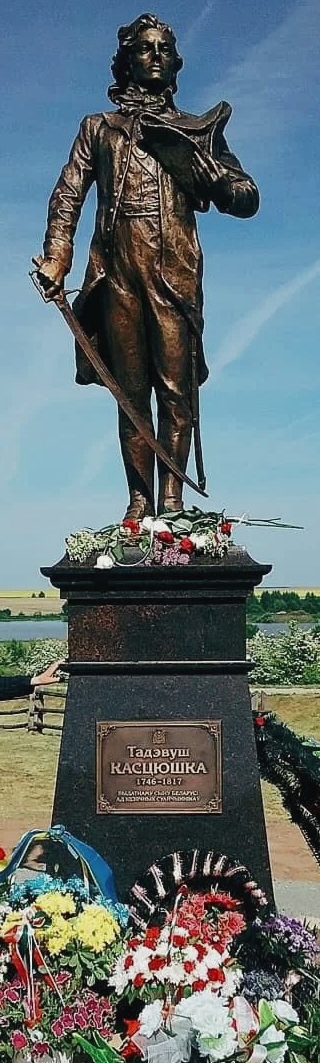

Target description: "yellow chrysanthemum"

left=74, top=905, right=119, bottom=953
left=38, top=913, right=75, bottom=956
left=35, top=891, right=76, bottom=916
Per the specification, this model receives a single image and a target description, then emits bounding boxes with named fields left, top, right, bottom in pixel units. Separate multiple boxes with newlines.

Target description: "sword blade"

left=57, top=292, right=208, bottom=498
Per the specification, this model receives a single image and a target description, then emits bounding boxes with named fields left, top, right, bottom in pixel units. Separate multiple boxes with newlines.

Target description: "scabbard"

left=190, top=334, right=206, bottom=492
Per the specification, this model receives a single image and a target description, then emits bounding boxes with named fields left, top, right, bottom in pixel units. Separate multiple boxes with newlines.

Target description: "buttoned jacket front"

left=43, top=102, right=259, bottom=387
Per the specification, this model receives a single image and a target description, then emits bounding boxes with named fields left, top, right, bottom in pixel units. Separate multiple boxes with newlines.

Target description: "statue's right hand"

left=34, top=256, right=65, bottom=300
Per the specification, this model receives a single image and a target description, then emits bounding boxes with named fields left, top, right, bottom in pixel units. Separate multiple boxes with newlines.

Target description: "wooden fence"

left=1, top=686, right=319, bottom=735
left=0, top=687, right=66, bottom=733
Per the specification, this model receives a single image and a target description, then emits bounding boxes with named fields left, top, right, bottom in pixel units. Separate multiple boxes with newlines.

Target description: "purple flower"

left=260, top=913, right=319, bottom=956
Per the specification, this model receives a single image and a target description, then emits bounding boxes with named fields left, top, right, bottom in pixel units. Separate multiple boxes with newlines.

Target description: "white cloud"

left=200, top=0, right=320, bottom=147
left=180, top=2, right=218, bottom=52
left=210, top=257, right=320, bottom=379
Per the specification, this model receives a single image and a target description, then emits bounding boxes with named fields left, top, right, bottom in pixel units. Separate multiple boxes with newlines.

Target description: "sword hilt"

left=29, top=258, right=79, bottom=304
left=29, top=257, right=53, bottom=301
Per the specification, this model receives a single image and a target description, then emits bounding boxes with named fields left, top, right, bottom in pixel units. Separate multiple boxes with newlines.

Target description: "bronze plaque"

left=96, top=720, right=222, bottom=815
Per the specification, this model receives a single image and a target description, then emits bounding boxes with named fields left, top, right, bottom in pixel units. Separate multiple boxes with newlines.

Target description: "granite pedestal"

left=42, top=547, right=274, bottom=902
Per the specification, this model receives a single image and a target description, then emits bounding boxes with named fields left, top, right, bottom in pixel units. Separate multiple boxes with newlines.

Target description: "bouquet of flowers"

left=107, top=887, right=320, bottom=1063
left=0, top=873, right=127, bottom=1061
left=0, top=841, right=319, bottom=1063
left=65, top=509, right=233, bottom=568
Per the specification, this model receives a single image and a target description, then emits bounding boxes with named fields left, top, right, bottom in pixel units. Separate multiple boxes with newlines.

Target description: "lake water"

left=0, top=619, right=317, bottom=641
left=0, top=620, right=67, bottom=641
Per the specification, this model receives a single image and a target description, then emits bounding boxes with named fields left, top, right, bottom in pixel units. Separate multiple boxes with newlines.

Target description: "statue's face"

left=128, top=27, right=176, bottom=92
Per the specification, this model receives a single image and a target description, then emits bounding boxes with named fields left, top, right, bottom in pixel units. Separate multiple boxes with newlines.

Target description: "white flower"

left=153, top=519, right=171, bottom=532
left=178, top=989, right=237, bottom=1062
left=141, top=516, right=154, bottom=532
left=109, top=957, right=129, bottom=994
left=203, top=947, right=224, bottom=969
left=167, top=960, right=186, bottom=985
left=131, top=945, right=153, bottom=975
left=139, top=1000, right=164, bottom=1038
left=190, top=532, right=209, bottom=550
left=271, top=1000, right=299, bottom=1025
left=259, top=1026, right=287, bottom=1063
left=220, top=966, right=243, bottom=999
left=184, top=945, right=198, bottom=962
left=95, top=553, right=115, bottom=569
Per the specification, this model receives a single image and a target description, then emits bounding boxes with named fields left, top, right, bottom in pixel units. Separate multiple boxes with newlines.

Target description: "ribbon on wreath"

left=3, top=912, right=64, bottom=1025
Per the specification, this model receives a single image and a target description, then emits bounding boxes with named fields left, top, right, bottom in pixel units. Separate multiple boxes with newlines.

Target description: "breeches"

left=101, top=214, right=192, bottom=507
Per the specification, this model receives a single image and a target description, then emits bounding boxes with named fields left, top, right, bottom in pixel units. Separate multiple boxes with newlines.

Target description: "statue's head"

left=111, top=13, right=183, bottom=95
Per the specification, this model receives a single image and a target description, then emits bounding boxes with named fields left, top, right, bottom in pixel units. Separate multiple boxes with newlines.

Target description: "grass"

left=0, top=695, right=64, bottom=821
left=0, top=692, right=319, bottom=827
left=255, top=691, right=320, bottom=822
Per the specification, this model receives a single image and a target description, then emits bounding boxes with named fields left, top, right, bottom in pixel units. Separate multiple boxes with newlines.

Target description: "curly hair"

left=110, top=12, right=183, bottom=95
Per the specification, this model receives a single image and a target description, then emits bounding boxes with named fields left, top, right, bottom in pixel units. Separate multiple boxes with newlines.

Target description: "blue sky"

left=1, top=0, right=319, bottom=587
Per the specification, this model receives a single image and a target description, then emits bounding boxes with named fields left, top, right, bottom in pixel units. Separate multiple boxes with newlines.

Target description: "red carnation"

left=128, top=937, right=140, bottom=949
left=124, top=955, right=134, bottom=970
left=183, top=960, right=196, bottom=974
left=11, top=1033, right=28, bottom=1051
left=55, top=971, right=71, bottom=985
left=207, top=968, right=225, bottom=983
left=4, top=988, right=20, bottom=1003
left=179, top=537, right=194, bottom=553
left=195, top=943, right=207, bottom=961
left=192, top=979, right=206, bottom=992
left=220, top=522, right=232, bottom=536
left=33, top=1043, right=51, bottom=1057
left=156, top=531, right=174, bottom=544
left=145, top=927, right=161, bottom=947
left=255, top=715, right=266, bottom=727
left=133, top=973, right=145, bottom=988
left=148, top=956, right=166, bottom=972
left=51, top=1020, right=64, bottom=1037
left=122, top=519, right=140, bottom=534
left=74, top=1013, right=88, bottom=1029
left=172, top=933, right=187, bottom=948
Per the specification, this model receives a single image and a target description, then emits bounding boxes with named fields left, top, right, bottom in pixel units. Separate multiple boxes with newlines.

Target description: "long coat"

left=43, top=101, right=259, bottom=387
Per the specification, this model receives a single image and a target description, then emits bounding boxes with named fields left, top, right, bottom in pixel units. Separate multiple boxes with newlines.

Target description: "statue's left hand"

left=191, top=149, right=229, bottom=192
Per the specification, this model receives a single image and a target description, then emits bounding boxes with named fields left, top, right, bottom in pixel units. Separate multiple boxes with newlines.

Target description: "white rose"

left=95, top=554, right=114, bottom=569
left=259, top=1026, right=287, bottom=1063
left=190, top=532, right=208, bottom=549
left=271, top=1000, right=299, bottom=1025
left=139, top=1000, right=163, bottom=1038
left=153, top=519, right=171, bottom=532
left=141, top=516, right=154, bottom=532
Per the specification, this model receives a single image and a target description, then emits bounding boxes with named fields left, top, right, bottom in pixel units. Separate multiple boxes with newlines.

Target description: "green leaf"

left=258, top=1000, right=276, bottom=1030
left=172, top=519, right=193, bottom=534
left=73, top=1034, right=122, bottom=1063
left=112, top=544, right=125, bottom=562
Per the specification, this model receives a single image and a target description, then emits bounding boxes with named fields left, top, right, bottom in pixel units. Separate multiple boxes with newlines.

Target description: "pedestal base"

left=42, top=547, right=274, bottom=902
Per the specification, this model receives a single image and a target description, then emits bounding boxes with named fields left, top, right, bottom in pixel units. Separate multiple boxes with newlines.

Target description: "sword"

left=30, top=258, right=208, bottom=499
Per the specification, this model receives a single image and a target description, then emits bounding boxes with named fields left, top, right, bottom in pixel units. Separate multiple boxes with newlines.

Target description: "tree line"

left=247, top=590, right=320, bottom=621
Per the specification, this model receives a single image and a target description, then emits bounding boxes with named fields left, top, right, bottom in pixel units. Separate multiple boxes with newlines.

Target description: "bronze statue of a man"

left=37, top=13, right=259, bottom=521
